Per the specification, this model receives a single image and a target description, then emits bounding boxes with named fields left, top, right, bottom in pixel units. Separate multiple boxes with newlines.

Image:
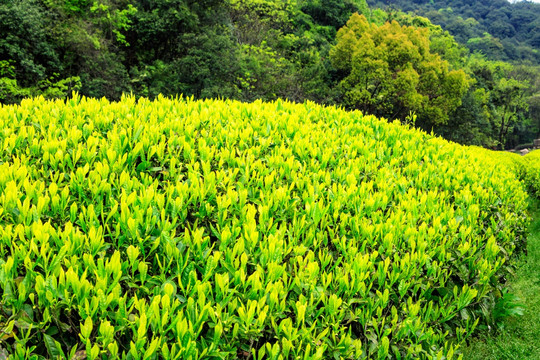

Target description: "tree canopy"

left=0, top=0, right=539, bottom=149
left=330, top=13, right=469, bottom=127
left=367, top=0, right=540, bottom=64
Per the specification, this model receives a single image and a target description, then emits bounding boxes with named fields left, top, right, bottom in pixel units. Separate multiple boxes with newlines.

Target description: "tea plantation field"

left=0, top=95, right=535, bottom=359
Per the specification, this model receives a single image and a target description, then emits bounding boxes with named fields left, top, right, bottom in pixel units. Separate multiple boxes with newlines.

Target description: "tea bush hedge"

left=0, top=95, right=530, bottom=359
left=522, top=150, right=540, bottom=196
left=478, top=148, right=540, bottom=198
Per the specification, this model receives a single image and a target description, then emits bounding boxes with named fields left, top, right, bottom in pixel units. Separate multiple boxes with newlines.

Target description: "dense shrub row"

left=521, top=151, right=540, bottom=197
left=0, top=96, right=530, bottom=359
left=480, top=149, right=540, bottom=198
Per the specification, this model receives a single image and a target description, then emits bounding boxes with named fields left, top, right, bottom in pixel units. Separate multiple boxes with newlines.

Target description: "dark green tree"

left=0, top=0, right=60, bottom=85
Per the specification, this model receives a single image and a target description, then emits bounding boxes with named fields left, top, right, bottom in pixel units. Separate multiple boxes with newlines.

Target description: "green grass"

left=463, top=199, right=540, bottom=360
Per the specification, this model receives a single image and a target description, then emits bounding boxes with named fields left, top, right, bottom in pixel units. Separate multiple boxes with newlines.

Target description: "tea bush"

left=479, top=148, right=540, bottom=198
left=522, top=150, right=540, bottom=197
left=0, top=95, right=530, bottom=359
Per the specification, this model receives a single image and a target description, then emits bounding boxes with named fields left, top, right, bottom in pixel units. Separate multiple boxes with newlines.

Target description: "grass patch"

left=463, top=199, right=540, bottom=359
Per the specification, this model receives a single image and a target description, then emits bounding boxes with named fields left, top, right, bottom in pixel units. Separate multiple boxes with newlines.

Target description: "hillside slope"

left=368, top=0, right=540, bottom=63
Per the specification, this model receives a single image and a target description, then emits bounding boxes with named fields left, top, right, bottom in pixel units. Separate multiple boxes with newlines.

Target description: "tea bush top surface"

left=0, top=95, right=530, bottom=359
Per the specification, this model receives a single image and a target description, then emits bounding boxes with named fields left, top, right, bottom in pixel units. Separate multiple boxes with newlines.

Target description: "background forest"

left=1, top=0, right=539, bottom=149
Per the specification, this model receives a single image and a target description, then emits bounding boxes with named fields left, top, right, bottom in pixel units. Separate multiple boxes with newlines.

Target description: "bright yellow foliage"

left=0, top=95, right=531, bottom=359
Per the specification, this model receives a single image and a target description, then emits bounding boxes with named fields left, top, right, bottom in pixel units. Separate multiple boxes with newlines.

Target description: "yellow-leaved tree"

left=330, top=13, right=470, bottom=128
